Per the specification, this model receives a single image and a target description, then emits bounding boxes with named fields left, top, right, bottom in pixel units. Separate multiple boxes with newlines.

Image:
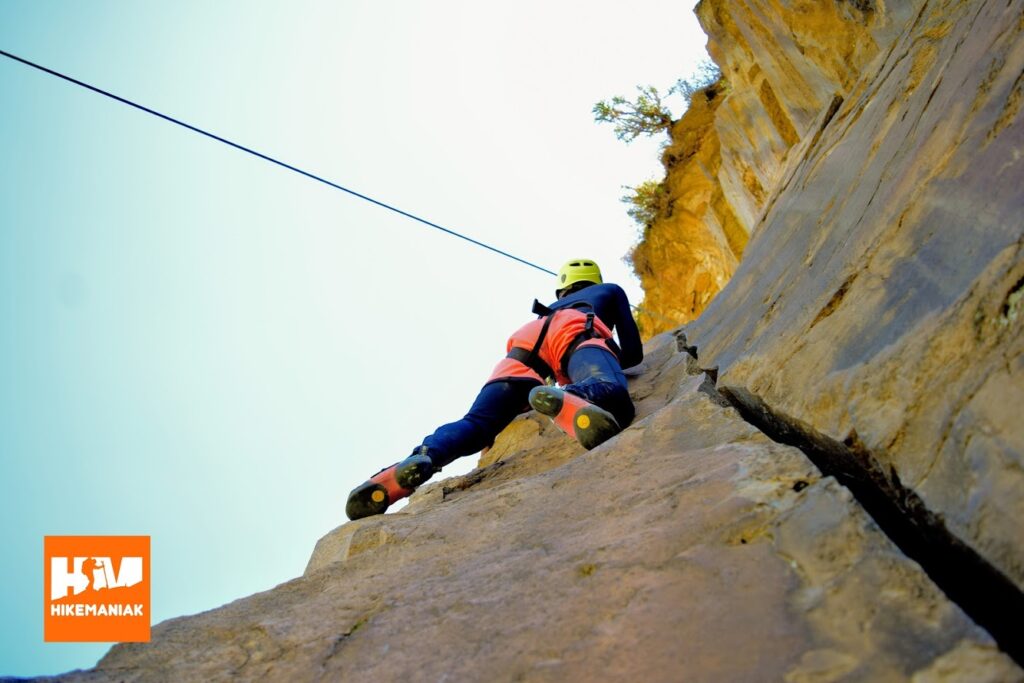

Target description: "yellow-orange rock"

left=634, top=0, right=929, bottom=335
left=631, top=87, right=744, bottom=334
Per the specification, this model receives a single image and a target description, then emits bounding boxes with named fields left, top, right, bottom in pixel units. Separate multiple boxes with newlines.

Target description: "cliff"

left=21, top=332, right=1020, bottom=681
left=639, top=0, right=1024, bottom=667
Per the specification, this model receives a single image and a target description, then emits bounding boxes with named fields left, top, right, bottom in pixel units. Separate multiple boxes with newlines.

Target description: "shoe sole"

left=346, top=481, right=391, bottom=520
left=395, top=456, right=435, bottom=489
left=573, top=404, right=621, bottom=450
left=529, top=386, right=564, bottom=416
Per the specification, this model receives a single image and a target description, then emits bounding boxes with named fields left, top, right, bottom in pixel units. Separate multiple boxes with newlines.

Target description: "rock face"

left=695, top=0, right=925, bottom=237
left=27, top=333, right=1019, bottom=682
left=630, top=85, right=744, bottom=332
left=634, top=0, right=929, bottom=333
left=634, top=0, right=1023, bottom=656
left=683, top=0, right=1024, bottom=606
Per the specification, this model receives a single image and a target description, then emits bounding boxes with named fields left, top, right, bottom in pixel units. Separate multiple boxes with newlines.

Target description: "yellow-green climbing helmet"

left=557, top=259, right=603, bottom=292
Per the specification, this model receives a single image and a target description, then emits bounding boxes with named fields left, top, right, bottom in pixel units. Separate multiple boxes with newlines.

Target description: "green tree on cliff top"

left=593, top=59, right=721, bottom=143
left=593, top=85, right=674, bottom=143
left=595, top=59, right=722, bottom=230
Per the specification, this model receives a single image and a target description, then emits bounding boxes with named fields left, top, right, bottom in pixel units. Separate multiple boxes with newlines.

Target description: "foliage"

left=593, top=59, right=723, bottom=143
left=598, top=59, right=724, bottom=256
left=621, top=180, right=667, bottom=228
left=593, top=85, right=674, bottom=143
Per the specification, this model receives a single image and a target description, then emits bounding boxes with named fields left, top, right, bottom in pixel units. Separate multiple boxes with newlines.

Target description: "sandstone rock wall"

left=634, top=0, right=928, bottom=334
left=697, top=0, right=926, bottom=233
left=686, top=0, right=1024, bottom=599
left=629, top=86, right=744, bottom=330
left=27, top=332, right=1019, bottom=682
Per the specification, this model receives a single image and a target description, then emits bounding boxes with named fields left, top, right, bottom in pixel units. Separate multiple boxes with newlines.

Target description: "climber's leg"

left=420, top=379, right=539, bottom=468
left=346, top=379, right=540, bottom=520
left=345, top=450, right=436, bottom=520
left=563, top=346, right=635, bottom=428
left=528, top=383, right=622, bottom=450
left=527, top=347, right=633, bottom=451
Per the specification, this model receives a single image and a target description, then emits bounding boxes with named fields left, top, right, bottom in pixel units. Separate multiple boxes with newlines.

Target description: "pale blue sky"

left=0, top=1, right=708, bottom=675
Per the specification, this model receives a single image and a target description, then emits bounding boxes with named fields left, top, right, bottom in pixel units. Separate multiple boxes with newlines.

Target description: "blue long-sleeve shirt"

left=546, top=283, right=644, bottom=369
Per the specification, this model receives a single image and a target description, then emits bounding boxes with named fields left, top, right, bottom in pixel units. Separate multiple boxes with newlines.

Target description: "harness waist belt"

left=506, top=346, right=554, bottom=381
left=507, top=308, right=622, bottom=382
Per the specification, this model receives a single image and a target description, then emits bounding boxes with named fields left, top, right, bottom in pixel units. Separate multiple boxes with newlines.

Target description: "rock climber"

left=345, top=258, right=644, bottom=520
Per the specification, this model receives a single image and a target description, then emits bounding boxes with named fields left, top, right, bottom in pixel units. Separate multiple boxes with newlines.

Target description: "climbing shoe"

left=345, top=450, right=437, bottom=521
left=395, top=451, right=436, bottom=489
left=528, top=385, right=621, bottom=450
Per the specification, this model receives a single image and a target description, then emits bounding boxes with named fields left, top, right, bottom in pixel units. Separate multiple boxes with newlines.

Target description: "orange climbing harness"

left=487, top=301, right=618, bottom=386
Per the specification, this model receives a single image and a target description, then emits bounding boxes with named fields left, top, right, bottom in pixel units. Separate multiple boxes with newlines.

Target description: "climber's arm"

left=612, top=285, right=644, bottom=369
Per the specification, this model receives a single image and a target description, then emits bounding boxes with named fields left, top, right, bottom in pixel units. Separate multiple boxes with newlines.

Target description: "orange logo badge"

left=44, top=536, right=151, bottom=642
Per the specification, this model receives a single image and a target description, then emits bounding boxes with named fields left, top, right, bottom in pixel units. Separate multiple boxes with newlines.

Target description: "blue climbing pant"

left=422, top=346, right=633, bottom=468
